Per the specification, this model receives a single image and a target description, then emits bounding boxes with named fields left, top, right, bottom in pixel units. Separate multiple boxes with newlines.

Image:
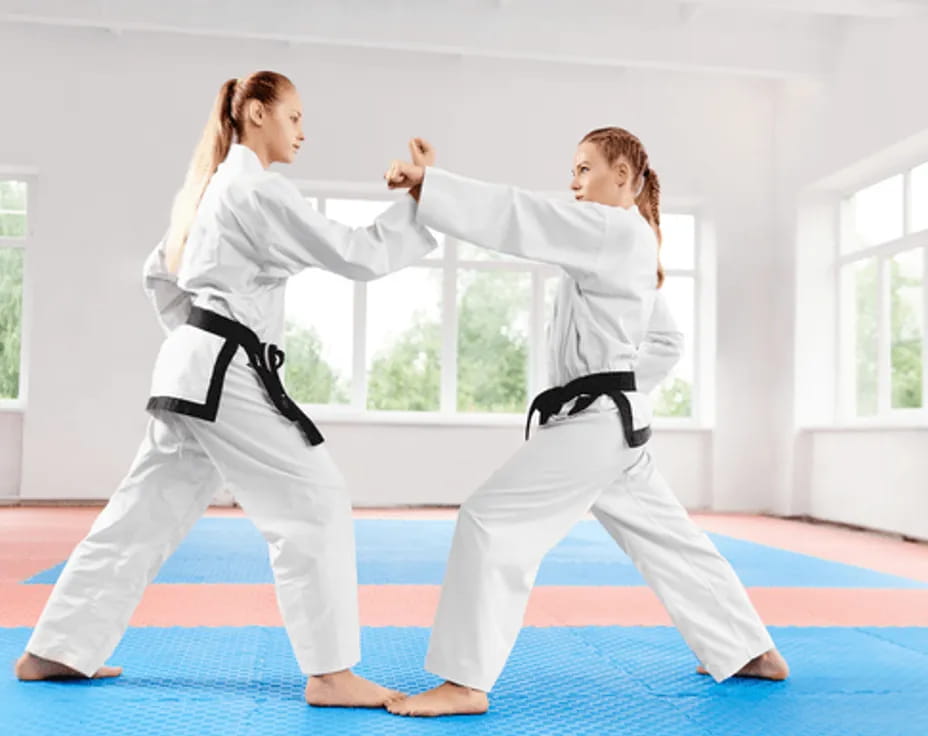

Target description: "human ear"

left=614, top=161, right=631, bottom=188
left=247, top=99, right=265, bottom=127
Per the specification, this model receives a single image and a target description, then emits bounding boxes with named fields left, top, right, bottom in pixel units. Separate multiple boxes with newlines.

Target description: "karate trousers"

left=425, top=407, right=775, bottom=691
left=25, top=359, right=360, bottom=677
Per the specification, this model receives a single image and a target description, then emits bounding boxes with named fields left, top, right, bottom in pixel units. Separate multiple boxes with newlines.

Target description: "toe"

left=93, top=665, right=123, bottom=679
left=386, top=701, right=410, bottom=715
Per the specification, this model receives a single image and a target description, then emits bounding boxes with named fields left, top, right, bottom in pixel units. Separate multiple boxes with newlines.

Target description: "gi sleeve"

left=635, top=290, right=685, bottom=394
left=142, top=236, right=193, bottom=335
left=247, top=172, right=437, bottom=280
left=416, top=167, right=611, bottom=280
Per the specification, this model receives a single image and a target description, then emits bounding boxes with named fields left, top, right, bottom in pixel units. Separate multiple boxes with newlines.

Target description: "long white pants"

left=425, top=409, right=774, bottom=691
left=26, top=360, right=360, bottom=677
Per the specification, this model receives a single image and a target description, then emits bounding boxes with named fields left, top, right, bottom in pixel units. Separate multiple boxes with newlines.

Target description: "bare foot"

left=387, top=681, right=489, bottom=717
left=697, top=648, right=789, bottom=681
left=14, top=653, right=122, bottom=681
left=304, top=669, right=403, bottom=708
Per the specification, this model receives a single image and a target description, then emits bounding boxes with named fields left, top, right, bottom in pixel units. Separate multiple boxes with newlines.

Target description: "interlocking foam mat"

left=25, top=519, right=928, bottom=588
left=3, top=626, right=927, bottom=735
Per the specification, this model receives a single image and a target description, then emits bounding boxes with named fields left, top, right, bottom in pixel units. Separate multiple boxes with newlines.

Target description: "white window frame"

left=655, top=206, right=703, bottom=428
left=0, top=169, right=35, bottom=412
left=836, top=164, right=928, bottom=426
left=289, top=181, right=704, bottom=427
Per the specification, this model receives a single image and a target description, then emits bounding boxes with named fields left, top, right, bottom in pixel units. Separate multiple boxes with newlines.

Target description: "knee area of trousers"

left=457, top=497, right=490, bottom=529
left=281, top=485, right=353, bottom=533
left=315, top=482, right=352, bottom=516
left=455, top=500, right=513, bottom=552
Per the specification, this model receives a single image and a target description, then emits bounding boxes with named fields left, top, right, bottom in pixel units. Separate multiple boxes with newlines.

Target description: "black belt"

left=524, top=371, right=651, bottom=448
left=187, top=307, right=325, bottom=447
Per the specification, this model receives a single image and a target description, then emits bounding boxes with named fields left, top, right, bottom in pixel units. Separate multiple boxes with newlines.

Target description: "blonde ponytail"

left=165, top=78, right=238, bottom=274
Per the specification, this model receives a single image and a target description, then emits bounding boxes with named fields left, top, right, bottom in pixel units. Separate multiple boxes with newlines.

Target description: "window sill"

left=799, top=423, right=928, bottom=433
left=312, top=410, right=524, bottom=428
left=303, top=407, right=710, bottom=430
left=0, top=402, right=711, bottom=430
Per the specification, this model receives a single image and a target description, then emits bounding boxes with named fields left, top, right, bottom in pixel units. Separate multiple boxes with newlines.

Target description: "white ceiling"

left=2, top=0, right=926, bottom=79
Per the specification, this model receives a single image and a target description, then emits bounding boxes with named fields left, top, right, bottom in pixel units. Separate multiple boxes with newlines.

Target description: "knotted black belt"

left=524, top=371, right=651, bottom=447
left=187, top=307, right=325, bottom=446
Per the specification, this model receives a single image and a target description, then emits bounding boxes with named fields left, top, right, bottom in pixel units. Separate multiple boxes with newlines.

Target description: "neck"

left=239, top=137, right=271, bottom=169
left=617, top=188, right=637, bottom=209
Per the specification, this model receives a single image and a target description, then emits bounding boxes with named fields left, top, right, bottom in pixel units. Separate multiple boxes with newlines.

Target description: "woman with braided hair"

left=383, top=129, right=787, bottom=717
left=15, top=71, right=438, bottom=709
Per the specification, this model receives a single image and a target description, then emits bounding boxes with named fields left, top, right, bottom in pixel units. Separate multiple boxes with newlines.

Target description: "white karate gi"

left=416, top=168, right=774, bottom=691
left=25, top=144, right=436, bottom=677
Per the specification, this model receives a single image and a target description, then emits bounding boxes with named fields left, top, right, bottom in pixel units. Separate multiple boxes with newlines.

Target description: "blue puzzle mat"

left=2, top=626, right=926, bottom=735
left=24, top=518, right=927, bottom=588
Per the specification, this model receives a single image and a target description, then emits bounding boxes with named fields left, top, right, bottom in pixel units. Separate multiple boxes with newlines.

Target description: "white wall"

left=0, top=21, right=829, bottom=516
left=323, top=422, right=712, bottom=508
left=0, top=412, right=22, bottom=497
left=787, top=18, right=928, bottom=540
left=808, top=18, right=928, bottom=185
left=803, top=429, right=928, bottom=541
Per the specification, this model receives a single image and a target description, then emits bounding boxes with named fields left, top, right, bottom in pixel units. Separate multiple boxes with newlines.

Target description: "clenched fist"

left=409, top=138, right=436, bottom=167
left=384, top=160, right=425, bottom=190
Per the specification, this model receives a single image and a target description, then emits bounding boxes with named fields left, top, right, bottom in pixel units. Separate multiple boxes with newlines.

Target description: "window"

left=283, top=194, right=702, bottom=421
left=653, top=213, right=698, bottom=419
left=0, top=178, right=27, bottom=402
left=890, top=249, right=923, bottom=409
left=846, top=175, right=904, bottom=251
left=456, top=269, right=530, bottom=413
left=367, top=265, right=442, bottom=411
left=910, top=162, right=928, bottom=234
left=838, top=162, right=927, bottom=420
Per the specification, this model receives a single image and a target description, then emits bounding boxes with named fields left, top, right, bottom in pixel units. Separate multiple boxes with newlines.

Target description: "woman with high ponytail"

left=164, top=77, right=238, bottom=274
left=16, top=71, right=438, bottom=708
left=384, top=132, right=788, bottom=718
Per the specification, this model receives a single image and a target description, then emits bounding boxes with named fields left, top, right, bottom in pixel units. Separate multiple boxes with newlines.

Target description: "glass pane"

left=891, top=249, right=923, bottom=409
left=851, top=258, right=879, bottom=416
left=910, top=162, right=928, bottom=233
left=660, top=213, right=695, bottom=270
left=851, top=175, right=904, bottom=249
left=284, top=269, right=353, bottom=404
left=0, top=248, right=23, bottom=399
left=458, top=270, right=530, bottom=413
left=0, top=181, right=26, bottom=210
left=367, top=268, right=442, bottom=411
left=0, top=180, right=27, bottom=238
left=326, top=198, right=393, bottom=226
left=652, top=276, right=694, bottom=418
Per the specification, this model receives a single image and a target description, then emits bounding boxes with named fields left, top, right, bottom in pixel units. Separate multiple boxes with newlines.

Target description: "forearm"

left=416, top=167, right=605, bottom=273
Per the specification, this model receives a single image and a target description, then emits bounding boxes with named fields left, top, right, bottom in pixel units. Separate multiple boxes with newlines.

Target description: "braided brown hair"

left=580, top=127, right=664, bottom=287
